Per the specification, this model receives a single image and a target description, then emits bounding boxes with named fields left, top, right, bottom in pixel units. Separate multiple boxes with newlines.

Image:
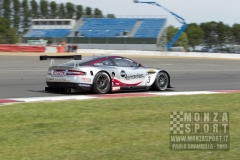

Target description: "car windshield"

left=59, top=57, right=99, bottom=67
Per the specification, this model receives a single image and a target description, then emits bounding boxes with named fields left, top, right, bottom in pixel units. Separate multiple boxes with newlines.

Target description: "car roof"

left=91, top=55, right=123, bottom=59
left=58, top=55, right=126, bottom=67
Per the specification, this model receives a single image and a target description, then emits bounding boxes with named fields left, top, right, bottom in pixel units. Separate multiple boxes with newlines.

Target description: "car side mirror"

left=137, top=63, right=142, bottom=67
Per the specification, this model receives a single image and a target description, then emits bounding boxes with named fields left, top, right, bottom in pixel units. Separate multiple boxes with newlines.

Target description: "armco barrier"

left=0, top=44, right=20, bottom=52
left=19, top=46, right=45, bottom=52
left=0, top=44, right=63, bottom=53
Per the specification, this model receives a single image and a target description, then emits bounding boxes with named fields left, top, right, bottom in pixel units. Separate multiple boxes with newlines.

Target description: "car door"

left=111, top=57, right=147, bottom=87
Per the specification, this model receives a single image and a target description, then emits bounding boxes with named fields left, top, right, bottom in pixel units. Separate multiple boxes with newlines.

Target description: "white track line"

left=11, top=95, right=96, bottom=102
left=147, top=91, right=220, bottom=96
left=1, top=90, right=240, bottom=104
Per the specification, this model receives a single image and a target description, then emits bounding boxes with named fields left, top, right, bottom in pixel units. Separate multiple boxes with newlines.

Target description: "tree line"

left=168, top=21, right=240, bottom=51
left=0, top=0, right=115, bottom=35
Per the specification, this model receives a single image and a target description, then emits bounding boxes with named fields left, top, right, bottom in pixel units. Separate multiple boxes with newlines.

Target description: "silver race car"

left=40, top=55, right=171, bottom=94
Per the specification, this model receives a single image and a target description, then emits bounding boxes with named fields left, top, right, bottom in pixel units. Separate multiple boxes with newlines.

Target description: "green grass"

left=0, top=93, right=240, bottom=160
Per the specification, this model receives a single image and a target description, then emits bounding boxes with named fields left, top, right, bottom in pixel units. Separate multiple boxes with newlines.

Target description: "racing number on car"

left=147, top=76, right=151, bottom=83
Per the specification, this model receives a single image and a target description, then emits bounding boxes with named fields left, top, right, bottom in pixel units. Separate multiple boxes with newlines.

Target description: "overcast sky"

left=56, top=0, right=240, bottom=27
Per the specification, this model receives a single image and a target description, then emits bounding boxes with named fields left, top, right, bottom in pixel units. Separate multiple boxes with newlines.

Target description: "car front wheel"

left=151, top=71, right=169, bottom=91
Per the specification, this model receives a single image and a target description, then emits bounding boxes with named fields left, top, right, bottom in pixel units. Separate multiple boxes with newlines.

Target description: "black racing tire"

left=91, top=72, right=111, bottom=94
left=151, top=71, right=169, bottom=91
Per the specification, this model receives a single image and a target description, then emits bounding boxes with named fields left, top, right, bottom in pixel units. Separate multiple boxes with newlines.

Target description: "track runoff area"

left=0, top=53, right=240, bottom=103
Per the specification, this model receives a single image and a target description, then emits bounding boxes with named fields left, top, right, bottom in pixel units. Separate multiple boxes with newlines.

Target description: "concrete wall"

left=76, top=49, right=240, bottom=59
left=21, top=37, right=158, bottom=50
left=77, top=44, right=157, bottom=51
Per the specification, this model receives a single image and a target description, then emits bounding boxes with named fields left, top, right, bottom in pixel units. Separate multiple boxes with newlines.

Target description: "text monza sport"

left=183, top=112, right=228, bottom=133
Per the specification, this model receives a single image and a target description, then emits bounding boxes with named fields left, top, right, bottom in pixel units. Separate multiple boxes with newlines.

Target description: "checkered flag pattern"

left=170, top=112, right=184, bottom=134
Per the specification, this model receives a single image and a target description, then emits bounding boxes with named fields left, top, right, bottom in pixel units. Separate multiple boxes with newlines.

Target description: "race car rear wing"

left=40, top=55, right=82, bottom=67
left=40, top=55, right=82, bottom=60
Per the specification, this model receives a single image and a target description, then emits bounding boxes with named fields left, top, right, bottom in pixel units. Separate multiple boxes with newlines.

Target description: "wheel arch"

left=97, top=70, right=112, bottom=81
left=157, top=70, right=171, bottom=88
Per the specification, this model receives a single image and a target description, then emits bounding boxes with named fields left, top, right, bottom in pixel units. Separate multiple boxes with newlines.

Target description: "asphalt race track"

left=1, top=55, right=240, bottom=99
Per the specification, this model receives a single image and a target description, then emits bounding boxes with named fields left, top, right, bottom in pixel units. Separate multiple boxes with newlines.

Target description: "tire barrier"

left=0, top=44, right=65, bottom=53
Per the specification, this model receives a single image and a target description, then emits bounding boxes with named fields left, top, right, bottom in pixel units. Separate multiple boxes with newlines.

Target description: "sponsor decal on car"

left=81, top=77, right=91, bottom=83
left=120, top=70, right=144, bottom=80
left=120, top=70, right=126, bottom=77
left=79, top=83, right=91, bottom=87
left=47, top=77, right=67, bottom=82
left=52, top=71, right=65, bottom=76
left=125, top=74, right=144, bottom=80
left=148, top=68, right=156, bottom=73
left=94, top=63, right=103, bottom=66
left=112, top=86, right=121, bottom=91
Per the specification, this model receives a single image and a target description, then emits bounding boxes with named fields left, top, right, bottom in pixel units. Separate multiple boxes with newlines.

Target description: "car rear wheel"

left=151, top=71, right=169, bottom=91
left=91, top=72, right=111, bottom=94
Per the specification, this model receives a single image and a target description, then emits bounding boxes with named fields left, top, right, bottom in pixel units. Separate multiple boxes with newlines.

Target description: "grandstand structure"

left=24, top=19, right=75, bottom=37
left=23, top=17, right=167, bottom=51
